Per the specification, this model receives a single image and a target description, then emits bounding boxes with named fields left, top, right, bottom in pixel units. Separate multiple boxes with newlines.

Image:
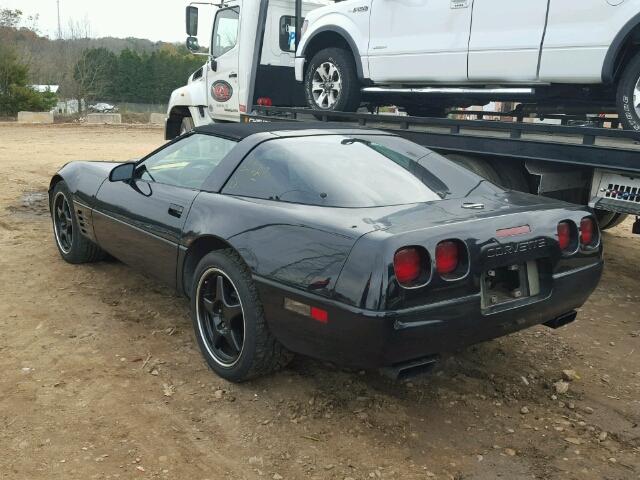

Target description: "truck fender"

left=602, top=11, right=640, bottom=83
left=166, top=83, right=209, bottom=139
left=298, top=15, right=369, bottom=80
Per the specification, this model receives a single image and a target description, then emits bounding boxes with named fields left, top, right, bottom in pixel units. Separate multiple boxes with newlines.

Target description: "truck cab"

left=166, top=0, right=329, bottom=139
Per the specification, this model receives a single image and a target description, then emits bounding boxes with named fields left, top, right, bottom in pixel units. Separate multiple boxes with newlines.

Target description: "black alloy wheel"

left=190, top=249, right=293, bottom=382
left=50, top=181, right=105, bottom=264
left=196, top=268, right=245, bottom=367
left=53, top=191, right=73, bottom=254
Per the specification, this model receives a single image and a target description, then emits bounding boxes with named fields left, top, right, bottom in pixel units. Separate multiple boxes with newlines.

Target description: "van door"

left=208, top=6, right=241, bottom=121
left=468, top=0, right=549, bottom=81
left=368, top=0, right=472, bottom=83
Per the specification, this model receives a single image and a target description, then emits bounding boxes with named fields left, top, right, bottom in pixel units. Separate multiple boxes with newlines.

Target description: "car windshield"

left=222, top=134, right=496, bottom=207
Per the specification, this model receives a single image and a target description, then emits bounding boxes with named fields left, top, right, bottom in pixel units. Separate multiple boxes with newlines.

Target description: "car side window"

left=136, top=134, right=237, bottom=190
left=211, top=8, right=239, bottom=57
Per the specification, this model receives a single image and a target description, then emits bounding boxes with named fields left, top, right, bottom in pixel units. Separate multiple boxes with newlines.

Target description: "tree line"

left=74, top=47, right=203, bottom=105
left=0, top=6, right=203, bottom=115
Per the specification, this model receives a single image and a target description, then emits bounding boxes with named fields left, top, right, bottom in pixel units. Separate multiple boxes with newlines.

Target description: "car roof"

left=193, top=121, right=387, bottom=141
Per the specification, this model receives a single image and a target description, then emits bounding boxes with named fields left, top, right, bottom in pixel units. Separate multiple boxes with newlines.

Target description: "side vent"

left=75, top=208, right=89, bottom=236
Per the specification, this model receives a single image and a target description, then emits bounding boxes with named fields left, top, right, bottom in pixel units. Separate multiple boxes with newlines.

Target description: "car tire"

left=304, top=47, right=361, bottom=113
left=616, top=52, right=640, bottom=131
left=51, top=181, right=105, bottom=264
left=190, top=249, right=293, bottom=382
left=180, top=116, right=194, bottom=135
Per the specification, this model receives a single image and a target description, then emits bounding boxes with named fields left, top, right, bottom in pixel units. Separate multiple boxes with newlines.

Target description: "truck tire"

left=603, top=213, right=628, bottom=230
left=180, top=116, right=194, bottom=135
left=444, top=154, right=503, bottom=186
left=616, top=52, right=640, bottom=131
left=304, top=47, right=361, bottom=113
left=596, top=211, right=629, bottom=230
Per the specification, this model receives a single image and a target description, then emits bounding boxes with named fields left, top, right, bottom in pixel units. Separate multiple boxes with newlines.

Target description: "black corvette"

left=49, top=122, right=603, bottom=381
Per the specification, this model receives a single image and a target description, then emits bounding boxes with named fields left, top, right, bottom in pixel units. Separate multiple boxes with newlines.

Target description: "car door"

left=367, top=0, right=473, bottom=83
left=92, top=134, right=237, bottom=288
left=207, top=6, right=241, bottom=121
left=467, top=0, right=549, bottom=81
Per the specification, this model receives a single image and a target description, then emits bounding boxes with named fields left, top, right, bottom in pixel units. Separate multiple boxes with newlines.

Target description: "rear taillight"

left=257, top=97, right=273, bottom=107
left=557, top=221, right=572, bottom=251
left=436, top=241, right=459, bottom=275
left=580, top=217, right=595, bottom=246
left=394, top=247, right=424, bottom=286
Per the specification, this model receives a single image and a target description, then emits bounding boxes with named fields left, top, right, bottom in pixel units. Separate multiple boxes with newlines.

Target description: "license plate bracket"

left=481, top=261, right=540, bottom=310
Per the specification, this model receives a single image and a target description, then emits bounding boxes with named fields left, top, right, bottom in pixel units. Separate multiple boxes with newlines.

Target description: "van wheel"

left=180, top=116, right=194, bottom=135
left=616, top=52, right=640, bottom=131
left=305, top=47, right=361, bottom=112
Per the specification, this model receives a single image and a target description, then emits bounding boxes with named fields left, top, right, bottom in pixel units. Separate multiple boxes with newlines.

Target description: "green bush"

left=0, top=44, right=57, bottom=115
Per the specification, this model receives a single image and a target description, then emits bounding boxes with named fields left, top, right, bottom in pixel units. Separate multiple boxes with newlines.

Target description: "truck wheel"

left=180, top=116, right=194, bottom=135
left=596, top=211, right=629, bottom=230
left=191, top=249, right=293, bottom=382
left=444, top=154, right=503, bottom=186
left=603, top=213, right=629, bottom=230
left=616, top=52, right=640, bottom=130
left=51, top=181, right=105, bottom=264
left=305, top=47, right=361, bottom=112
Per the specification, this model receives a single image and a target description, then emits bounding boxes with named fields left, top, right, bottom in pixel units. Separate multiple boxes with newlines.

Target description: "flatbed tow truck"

left=174, top=0, right=640, bottom=234
left=242, top=105, right=640, bottom=233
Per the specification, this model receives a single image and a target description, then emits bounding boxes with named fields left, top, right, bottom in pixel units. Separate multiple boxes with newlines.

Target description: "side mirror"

left=109, top=162, right=135, bottom=182
left=186, top=36, right=200, bottom=53
left=186, top=6, right=199, bottom=36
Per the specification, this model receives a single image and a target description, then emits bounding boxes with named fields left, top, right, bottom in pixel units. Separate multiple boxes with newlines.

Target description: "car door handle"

left=228, top=72, right=238, bottom=78
left=168, top=204, right=184, bottom=218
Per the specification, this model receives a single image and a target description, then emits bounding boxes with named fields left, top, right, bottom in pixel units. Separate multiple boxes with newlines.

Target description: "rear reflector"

left=436, top=241, right=459, bottom=275
left=496, top=225, right=531, bottom=238
left=557, top=222, right=571, bottom=251
left=580, top=217, right=595, bottom=246
left=284, top=298, right=329, bottom=324
left=394, top=247, right=423, bottom=286
left=310, top=307, right=329, bottom=324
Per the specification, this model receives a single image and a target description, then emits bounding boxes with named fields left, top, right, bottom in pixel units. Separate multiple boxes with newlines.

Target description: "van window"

left=212, top=8, right=239, bottom=57
left=279, top=16, right=302, bottom=52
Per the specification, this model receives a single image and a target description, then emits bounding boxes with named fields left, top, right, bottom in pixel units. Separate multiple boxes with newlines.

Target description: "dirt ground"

left=0, top=123, right=638, bottom=480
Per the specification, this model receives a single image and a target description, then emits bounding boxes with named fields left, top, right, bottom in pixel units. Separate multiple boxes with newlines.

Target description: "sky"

left=2, top=0, right=215, bottom=42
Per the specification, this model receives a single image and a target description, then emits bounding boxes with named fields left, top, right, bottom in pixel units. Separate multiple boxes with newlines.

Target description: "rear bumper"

left=257, top=261, right=603, bottom=369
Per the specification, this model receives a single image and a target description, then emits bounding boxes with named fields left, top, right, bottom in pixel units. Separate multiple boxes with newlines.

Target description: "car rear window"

left=222, top=134, right=496, bottom=207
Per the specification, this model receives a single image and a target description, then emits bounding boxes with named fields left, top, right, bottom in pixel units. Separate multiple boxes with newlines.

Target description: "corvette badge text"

left=487, top=239, right=547, bottom=258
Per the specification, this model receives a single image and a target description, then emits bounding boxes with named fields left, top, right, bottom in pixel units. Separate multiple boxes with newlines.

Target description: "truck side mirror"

left=186, top=6, right=199, bottom=36
left=186, top=36, right=200, bottom=53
